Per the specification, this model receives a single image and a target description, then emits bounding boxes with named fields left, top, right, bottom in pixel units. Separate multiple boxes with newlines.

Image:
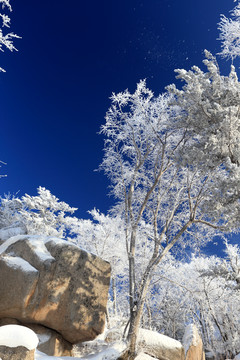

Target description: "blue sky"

left=0, top=0, right=234, bottom=229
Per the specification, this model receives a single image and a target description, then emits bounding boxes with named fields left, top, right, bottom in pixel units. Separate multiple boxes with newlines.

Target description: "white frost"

left=0, top=325, right=38, bottom=350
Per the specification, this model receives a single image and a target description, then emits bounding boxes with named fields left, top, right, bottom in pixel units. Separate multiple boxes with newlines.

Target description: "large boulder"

left=183, top=324, right=205, bottom=360
left=138, top=328, right=185, bottom=360
left=0, top=235, right=111, bottom=344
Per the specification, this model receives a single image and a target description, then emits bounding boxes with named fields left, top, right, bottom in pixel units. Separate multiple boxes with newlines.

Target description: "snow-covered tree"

left=0, top=187, right=79, bottom=238
left=146, top=248, right=240, bottom=359
left=100, top=77, right=238, bottom=357
left=168, top=51, right=240, bottom=232
left=218, top=1, right=240, bottom=61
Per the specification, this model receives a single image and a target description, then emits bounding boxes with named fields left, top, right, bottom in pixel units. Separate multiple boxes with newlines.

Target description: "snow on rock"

left=0, top=325, right=38, bottom=350
left=2, top=254, right=38, bottom=273
left=138, top=328, right=185, bottom=360
left=138, top=328, right=183, bottom=349
left=135, top=352, right=158, bottom=360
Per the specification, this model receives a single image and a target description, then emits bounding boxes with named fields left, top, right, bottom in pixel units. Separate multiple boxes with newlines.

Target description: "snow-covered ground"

left=36, top=350, right=77, bottom=360
left=0, top=324, right=235, bottom=360
left=0, top=324, right=127, bottom=360
left=36, top=341, right=126, bottom=360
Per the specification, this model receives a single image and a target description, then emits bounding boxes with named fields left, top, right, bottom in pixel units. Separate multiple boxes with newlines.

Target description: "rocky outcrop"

left=138, top=328, right=185, bottom=360
left=0, top=235, right=111, bottom=344
left=183, top=324, right=205, bottom=360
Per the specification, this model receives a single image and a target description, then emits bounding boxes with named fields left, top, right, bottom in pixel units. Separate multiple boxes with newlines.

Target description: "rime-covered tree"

left=100, top=75, right=239, bottom=356
left=0, top=187, right=79, bottom=238
left=150, top=249, right=240, bottom=359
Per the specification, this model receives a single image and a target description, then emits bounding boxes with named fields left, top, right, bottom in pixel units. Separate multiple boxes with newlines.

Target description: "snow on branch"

left=0, top=0, right=19, bottom=71
left=218, top=2, right=240, bottom=60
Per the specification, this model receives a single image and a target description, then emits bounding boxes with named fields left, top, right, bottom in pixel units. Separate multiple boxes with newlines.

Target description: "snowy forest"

left=1, top=1, right=240, bottom=360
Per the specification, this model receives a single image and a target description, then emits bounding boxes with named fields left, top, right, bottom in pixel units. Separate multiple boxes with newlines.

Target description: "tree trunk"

left=127, top=268, right=153, bottom=359
left=112, top=276, right=117, bottom=316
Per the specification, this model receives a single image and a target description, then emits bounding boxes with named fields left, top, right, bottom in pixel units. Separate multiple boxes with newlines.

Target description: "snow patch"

left=36, top=341, right=126, bottom=360
left=138, top=328, right=182, bottom=350
left=84, top=341, right=126, bottom=360
left=44, top=236, right=81, bottom=251
left=0, top=235, right=55, bottom=264
left=27, top=236, right=55, bottom=263
left=0, top=325, right=38, bottom=350
left=135, top=352, right=158, bottom=360
left=2, top=254, right=38, bottom=273
left=37, top=333, right=51, bottom=345
left=35, top=349, right=74, bottom=359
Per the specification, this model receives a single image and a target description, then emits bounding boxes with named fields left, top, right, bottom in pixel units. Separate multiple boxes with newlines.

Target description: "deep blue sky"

left=0, top=0, right=234, bottom=227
